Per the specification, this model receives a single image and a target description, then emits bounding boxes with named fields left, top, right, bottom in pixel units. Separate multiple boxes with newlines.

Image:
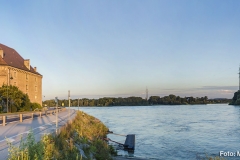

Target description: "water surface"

left=72, top=104, right=240, bottom=159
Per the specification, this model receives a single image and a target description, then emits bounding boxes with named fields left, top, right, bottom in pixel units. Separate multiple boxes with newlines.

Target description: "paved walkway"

left=0, top=109, right=76, bottom=160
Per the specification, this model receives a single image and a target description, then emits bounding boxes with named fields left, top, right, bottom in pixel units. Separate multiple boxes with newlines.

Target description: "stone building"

left=0, top=43, right=42, bottom=105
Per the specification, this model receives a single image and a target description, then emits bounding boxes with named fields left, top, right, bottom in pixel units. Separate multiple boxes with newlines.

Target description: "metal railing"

left=0, top=108, right=66, bottom=126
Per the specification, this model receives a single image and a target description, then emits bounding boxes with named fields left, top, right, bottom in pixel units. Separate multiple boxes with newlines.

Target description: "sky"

left=0, top=0, right=240, bottom=100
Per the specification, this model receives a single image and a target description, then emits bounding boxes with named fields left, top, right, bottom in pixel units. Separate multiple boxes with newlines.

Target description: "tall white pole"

left=78, top=98, right=79, bottom=111
left=146, top=87, right=148, bottom=100
left=68, top=90, right=70, bottom=120
left=55, top=97, right=58, bottom=128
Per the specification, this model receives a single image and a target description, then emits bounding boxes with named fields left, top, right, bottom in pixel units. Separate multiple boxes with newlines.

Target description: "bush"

left=31, top=103, right=42, bottom=110
left=11, top=106, right=17, bottom=112
left=7, top=130, right=45, bottom=160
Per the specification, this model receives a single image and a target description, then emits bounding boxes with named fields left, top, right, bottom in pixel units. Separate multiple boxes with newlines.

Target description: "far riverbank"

left=43, top=95, right=231, bottom=107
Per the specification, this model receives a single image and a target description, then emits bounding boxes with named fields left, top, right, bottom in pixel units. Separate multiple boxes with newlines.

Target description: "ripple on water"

left=76, top=105, right=240, bottom=159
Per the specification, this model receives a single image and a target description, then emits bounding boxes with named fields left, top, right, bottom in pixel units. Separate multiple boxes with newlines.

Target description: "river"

left=72, top=104, right=240, bottom=160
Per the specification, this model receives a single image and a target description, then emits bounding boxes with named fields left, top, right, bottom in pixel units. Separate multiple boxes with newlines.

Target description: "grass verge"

left=7, top=111, right=117, bottom=160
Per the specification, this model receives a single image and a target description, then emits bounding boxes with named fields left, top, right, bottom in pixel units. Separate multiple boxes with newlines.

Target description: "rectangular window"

left=35, top=86, right=37, bottom=92
left=14, top=72, right=16, bottom=78
left=26, top=74, right=28, bottom=80
left=26, top=85, right=28, bottom=91
left=35, top=77, right=37, bottom=82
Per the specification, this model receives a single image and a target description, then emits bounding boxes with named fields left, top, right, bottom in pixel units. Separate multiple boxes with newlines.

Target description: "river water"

left=72, top=104, right=240, bottom=160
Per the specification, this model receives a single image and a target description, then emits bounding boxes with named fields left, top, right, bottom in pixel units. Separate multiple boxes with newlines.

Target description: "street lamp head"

left=55, top=97, right=58, bottom=103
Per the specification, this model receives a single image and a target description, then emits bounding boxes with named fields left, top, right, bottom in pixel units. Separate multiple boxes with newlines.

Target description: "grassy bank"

left=7, top=111, right=117, bottom=160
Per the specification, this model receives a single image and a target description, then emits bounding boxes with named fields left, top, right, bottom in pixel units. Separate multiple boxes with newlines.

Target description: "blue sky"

left=0, top=0, right=240, bottom=99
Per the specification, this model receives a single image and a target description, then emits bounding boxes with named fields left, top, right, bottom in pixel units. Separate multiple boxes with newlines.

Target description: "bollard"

left=39, top=112, right=42, bottom=118
left=2, top=116, right=6, bottom=126
left=19, top=114, right=23, bottom=122
left=31, top=113, right=33, bottom=119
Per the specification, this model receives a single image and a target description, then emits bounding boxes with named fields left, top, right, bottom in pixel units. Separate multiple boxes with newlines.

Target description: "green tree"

left=148, top=96, right=160, bottom=105
left=0, top=85, right=26, bottom=112
left=21, top=94, right=31, bottom=111
left=0, top=85, right=41, bottom=112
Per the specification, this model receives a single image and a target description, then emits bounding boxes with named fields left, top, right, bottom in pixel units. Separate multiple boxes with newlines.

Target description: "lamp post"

left=42, top=95, right=45, bottom=107
left=7, top=69, right=13, bottom=113
left=78, top=98, right=79, bottom=111
left=55, top=97, right=58, bottom=128
left=68, top=90, right=70, bottom=121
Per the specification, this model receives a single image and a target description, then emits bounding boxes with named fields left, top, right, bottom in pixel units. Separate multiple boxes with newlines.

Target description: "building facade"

left=0, top=44, right=42, bottom=105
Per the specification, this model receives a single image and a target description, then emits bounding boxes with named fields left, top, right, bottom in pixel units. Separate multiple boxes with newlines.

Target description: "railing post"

left=19, top=114, right=23, bottom=122
left=2, top=116, right=6, bottom=126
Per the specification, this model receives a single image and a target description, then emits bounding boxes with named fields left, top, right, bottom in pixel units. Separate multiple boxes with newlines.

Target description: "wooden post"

left=19, top=114, right=23, bottom=122
left=2, top=116, right=6, bottom=126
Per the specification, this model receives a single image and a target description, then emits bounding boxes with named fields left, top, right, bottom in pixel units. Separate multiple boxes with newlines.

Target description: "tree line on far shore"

left=0, top=83, right=236, bottom=113
left=43, top=94, right=231, bottom=107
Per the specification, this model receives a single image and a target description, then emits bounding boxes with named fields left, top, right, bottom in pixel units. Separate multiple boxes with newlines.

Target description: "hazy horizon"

left=1, top=1, right=240, bottom=100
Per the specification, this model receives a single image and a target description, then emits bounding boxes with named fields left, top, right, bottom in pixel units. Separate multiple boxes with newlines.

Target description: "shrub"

left=11, top=106, right=17, bottom=112
left=7, top=130, right=45, bottom=160
left=31, top=102, right=42, bottom=110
